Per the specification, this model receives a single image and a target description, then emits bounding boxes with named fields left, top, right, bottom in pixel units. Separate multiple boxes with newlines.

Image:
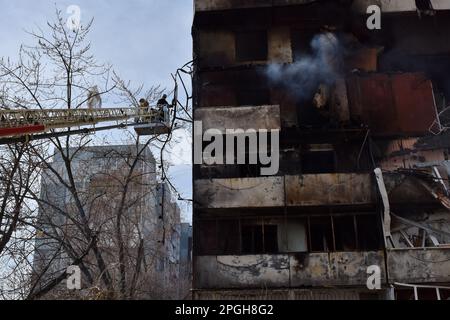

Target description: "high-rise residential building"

left=192, top=0, right=450, bottom=300
left=33, top=145, right=186, bottom=299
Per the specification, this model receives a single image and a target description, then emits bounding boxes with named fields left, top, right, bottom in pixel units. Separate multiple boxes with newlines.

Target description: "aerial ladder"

left=0, top=65, right=189, bottom=146
left=0, top=68, right=189, bottom=146
left=0, top=106, right=172, bottom=145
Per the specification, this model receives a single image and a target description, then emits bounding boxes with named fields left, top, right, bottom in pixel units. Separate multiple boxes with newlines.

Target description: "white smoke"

left=266, top=32, right=344, bottom=100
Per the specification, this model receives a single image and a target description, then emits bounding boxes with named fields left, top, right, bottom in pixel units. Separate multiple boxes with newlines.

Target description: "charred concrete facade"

left=192, top=0, right=450, bottom=300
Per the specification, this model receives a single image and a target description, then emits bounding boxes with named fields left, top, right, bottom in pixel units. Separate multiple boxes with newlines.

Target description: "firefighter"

left=157, top=94, right=170, bottom=123
left=157, top=94, right=169, bottom=107
left=137, top=98, right=149, bottom=123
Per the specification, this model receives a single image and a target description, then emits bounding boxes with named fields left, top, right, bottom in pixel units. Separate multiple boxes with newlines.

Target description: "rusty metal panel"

left=331, top=78, right=350, bottom=123
left=392, top=73, right=437, bottom=134
left=290, top=252, right=386, bottom=287
left=347, top=73, right=438, bottom=136
left=194, top=255, right=290, bottom=289
left=194, top=177, right=285, bottom=209
left=347, top=73, right=398, bottom=134
left=194, top=105, right=281, bottom=131
left=346, top=48, right=379, bottom=72
left=387, top=249, right=450, bottom=283
left=285, top=174, right=374, bottom=206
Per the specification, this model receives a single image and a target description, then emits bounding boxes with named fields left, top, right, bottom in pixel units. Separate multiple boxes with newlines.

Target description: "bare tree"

left=0, top=143, right=42, bottom=298
left=0, top=8, right=192, bottom=300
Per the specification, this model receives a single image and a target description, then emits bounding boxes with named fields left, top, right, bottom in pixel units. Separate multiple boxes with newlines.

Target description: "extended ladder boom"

left=0, top=107, right=169, bottom=139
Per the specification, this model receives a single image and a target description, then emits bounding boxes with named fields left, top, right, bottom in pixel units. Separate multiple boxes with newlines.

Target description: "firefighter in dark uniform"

left=157, top=94, right=170, bottom=123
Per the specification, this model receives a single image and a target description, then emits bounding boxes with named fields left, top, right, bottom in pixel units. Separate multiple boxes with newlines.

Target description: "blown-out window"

left=195, top=213, right=382, bottom=256
left=291, top=28, right=316, bottom=61
left=235, top=30, right=268, bottom=62
left=241, top=222, right=278, bottom=254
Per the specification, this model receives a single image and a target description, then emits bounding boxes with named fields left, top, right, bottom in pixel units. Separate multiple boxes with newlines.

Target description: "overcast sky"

left=0, top=0, right=194, bottom=222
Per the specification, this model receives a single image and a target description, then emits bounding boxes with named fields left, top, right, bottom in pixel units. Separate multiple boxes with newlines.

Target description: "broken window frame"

left=195, top=212, right=382, bottom=256
left=307, top=213, right=382, bottom=253
left=390, top=212, right=450, bottom=249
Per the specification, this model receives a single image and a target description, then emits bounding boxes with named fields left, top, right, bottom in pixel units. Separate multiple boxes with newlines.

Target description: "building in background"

left=33, top=145, right=187, bottom=299
left=180, top=223, right=193, bottom=273
left=192, top=0, right=450, bottom=300
left=179, top=223, right=193, bottom=299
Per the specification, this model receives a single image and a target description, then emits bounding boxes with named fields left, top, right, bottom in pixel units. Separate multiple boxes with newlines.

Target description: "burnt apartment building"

left=33, top=145, right=189, bottom=299
left=192, top=0, right=450, bottom=300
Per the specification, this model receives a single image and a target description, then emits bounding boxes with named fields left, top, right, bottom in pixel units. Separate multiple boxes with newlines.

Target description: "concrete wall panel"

left=195, top=252, right=385, bottom=289
left=195, top=177, right=285, bottom=208
left=387, top=249, right=450, bottom=283
left=195, top=255, right=290, bottom=288
left=290, top=251, right=386, bottom=287
left=194, top=105, right=281, bottom=131
left=286, top=174, right=374, bottom=206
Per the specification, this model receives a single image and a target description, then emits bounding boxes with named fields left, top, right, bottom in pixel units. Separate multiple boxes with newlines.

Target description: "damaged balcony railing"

left=374, top=168, right=450, bottom=249
left=394, top=283, right=450, bottom=300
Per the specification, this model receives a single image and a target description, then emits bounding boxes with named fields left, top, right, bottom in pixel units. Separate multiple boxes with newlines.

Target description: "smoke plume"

left=266, top=32, right=344, bottom=100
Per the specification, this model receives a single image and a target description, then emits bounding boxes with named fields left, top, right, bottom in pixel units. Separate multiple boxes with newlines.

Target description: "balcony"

left=387, top=248, right=450, bottom=284
left=195, top=27, right=292, bottom=69
left=194, top=251, right=386, bottom=289
left=194, top=105, right=280, bottom=132
left=347, top=73, right=439, bottom=136
left=194, top=174, right=375, bottom=209
left=285, top=174, right=374, bottom=207
left=195, top=177, right=285, bottom=209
